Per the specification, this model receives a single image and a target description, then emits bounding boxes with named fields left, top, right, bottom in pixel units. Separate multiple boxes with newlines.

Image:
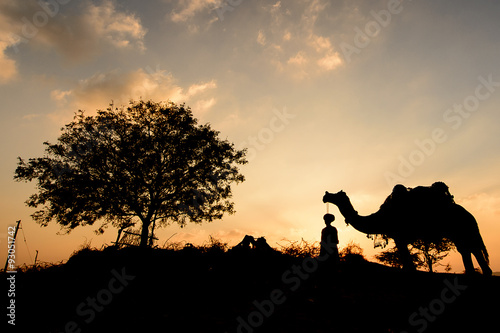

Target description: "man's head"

left=323, top=213, right=335, bottom=225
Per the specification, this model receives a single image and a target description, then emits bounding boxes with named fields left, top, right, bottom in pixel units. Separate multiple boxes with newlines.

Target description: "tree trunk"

left=115, top=227, right=124, bottom=248
left=425, top=252, right=434, bottom=273
left=148, top=219, right=156, bottom=247
left=139, top=219, right=151, bottom=248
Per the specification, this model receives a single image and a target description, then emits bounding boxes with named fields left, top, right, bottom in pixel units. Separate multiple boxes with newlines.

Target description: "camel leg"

left=460, top=251, right=475, bottom=275
left=473, top=250, right=492, bottom=276
left=395, top=239, right=415, bottom=271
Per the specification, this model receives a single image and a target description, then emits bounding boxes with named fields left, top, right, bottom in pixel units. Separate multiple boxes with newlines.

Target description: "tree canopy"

left=375, top=238, right=455, bottom=272
left=15, top=100, right=247, bottom=247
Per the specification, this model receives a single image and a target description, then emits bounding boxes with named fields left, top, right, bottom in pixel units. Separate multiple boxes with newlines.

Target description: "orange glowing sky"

left=1, top=0, right=500, bottom=273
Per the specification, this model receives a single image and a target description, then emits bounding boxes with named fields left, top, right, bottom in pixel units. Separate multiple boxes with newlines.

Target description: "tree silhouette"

left=374, top=243, right=424, bottom=270
left=409, top=238, right=455, bottom=273
left=15, top=100, right=247, bottom=247
left=375, top=239, right=455, bottom=272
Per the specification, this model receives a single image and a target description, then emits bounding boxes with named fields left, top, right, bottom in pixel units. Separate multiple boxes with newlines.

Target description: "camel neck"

left=349, top=212, right=385, bottom=235
left=337, top=197, right=358, bottom=221
left=335, top=196, right=383, bottom=235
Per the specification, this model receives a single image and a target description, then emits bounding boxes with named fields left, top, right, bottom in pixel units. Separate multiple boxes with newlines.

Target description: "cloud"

left=255, top=0, right=344, bottom=78
left=51, top=89, right=72, bottom=103
left=0, top=41, right=17, bottom=83
left=50, top=68, right=217, bottom=120
left=193, top=97, right=217, bottom=114
left=0, top=0, right=147, bottom=69
left=84, top=0, right=147, bottom=51
left=459, top=193, right=500, bottom=218
left=0, top=0, right=24, bottom=83
left=186, top=80, right=217, bottom=97
left=317, top=53, right=343, bottom=71
left=257, top=30, right=266, bottom=46
left=287, top=52, right=307, bottom=65
left=300, top=0, right=328, bottom=28
left=170, top=0, right=222, bottom=23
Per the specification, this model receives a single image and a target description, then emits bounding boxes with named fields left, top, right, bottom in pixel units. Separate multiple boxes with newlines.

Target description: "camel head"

left=323, top=190, right=349, bottom=205
left=323, top=190, right=358, bottom=223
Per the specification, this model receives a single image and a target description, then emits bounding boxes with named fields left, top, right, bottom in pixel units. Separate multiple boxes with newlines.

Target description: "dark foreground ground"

left=4, top=246, right=500, bottom=333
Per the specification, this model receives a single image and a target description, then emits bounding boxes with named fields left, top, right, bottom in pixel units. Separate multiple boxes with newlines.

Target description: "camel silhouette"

left=323, top=182, right=492, bottom=275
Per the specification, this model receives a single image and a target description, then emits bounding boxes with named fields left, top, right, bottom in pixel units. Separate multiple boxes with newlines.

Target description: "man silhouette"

left=320, top=213, right=339, bottom=262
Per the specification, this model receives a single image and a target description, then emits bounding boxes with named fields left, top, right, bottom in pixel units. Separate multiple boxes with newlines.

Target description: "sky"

left=1, top=0, right=499, bottom=273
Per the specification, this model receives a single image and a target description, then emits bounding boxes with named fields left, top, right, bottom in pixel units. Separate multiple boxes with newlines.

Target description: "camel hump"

left=409, top=182, right=455, bottom=206
left=380, top=184, right=409, bottom=210
left=431, top=181, right=455, bottom=202
left=381, top=182, right=455, bottom=211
